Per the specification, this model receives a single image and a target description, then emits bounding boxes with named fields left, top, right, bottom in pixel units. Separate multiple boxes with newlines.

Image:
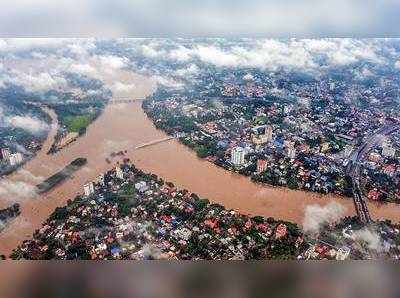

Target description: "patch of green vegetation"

left=63, top=114, right=93, bottom=134
left=254, top=115, right=267, bottom=125
left=195, top=145, right=209, bottom=158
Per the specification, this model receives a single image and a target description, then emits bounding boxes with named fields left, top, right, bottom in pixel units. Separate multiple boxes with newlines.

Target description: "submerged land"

left=2, top=38, right=400, bottom=259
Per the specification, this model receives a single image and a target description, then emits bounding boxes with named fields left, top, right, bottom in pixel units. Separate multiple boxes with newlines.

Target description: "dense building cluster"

left=299, top=217, right=400, bottom=260
left=10, top=163, right=305, bottom=260
left=361, top=139, right=400, bottom=203
left=143, top=69, right=400, bottom=203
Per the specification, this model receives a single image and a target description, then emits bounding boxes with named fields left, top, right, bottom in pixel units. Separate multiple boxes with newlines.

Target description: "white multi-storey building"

left=382, top=143, right=396, bottom=158
left=231, top=146, right=245, bottom=166
left=1, top=148, right=11, bottom=161
left=116, top=166, right=124, bottom=179
left=286, top=146, right=296, bottom=159
left=257, top=159, right=267, bottom=173
left=97, top=174, right=105, bottom=186
left=83, top=182, right=95, bottom=196
left=9, top=152, right=23, bottom=166
left=336, top=246, right=350, bottom=260
left=265, top=126, right=273, bottom=142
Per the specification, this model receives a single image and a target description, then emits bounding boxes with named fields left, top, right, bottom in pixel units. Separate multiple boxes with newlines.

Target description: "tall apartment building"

left=382, top=142, right=396, bottom=158
left=265, top=126, right=273, bottom=142
left=286, top=146, right=296, bottom=159
left=97, top=174, right=105, bottom=186
left=1, top=148, right=11, bottom=161
left=116, top=166, right=124, bottom=179
left=83, top=182, right=95, bottom=196
left=231, top=146, right=245, bottom=166
left=257, top=159, right=267, bottom=173
left=9, top=152, right=23, bottom=166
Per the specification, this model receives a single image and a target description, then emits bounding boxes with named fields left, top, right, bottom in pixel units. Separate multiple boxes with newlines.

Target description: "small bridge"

left=134, top=137, right=175, bottom=150
left=108, top=98, right=145, bottom=105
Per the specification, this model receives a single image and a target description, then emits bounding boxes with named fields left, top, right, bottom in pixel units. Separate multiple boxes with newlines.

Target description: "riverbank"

left=10, top=162, right=304, bottom=260
left=0, top=70, right=156, bottom=255
left=0, top=106, right=58, bottom=179
left=2, top=71, right=400, bottom=256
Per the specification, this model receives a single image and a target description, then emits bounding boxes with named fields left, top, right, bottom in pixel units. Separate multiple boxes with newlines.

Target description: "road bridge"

left=134, top=137, right=175, bottom=150
left=108, top=98, right=146, bottom=105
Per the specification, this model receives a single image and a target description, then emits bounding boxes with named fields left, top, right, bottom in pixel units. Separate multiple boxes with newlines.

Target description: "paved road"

left=346, top=124, right=400, bottom=223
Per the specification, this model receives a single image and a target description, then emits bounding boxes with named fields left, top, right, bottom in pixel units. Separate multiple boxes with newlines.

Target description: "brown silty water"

left=1, top=66, right=400, bottom=256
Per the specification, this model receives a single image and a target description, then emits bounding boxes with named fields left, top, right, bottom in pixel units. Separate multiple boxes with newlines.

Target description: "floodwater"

left=1, top=70, right=400, bottom=256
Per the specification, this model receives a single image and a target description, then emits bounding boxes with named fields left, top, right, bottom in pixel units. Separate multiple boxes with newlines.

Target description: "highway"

left=346, top=123, right=400, bottom=223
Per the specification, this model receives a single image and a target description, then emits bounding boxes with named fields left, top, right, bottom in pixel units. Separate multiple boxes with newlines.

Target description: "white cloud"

left=303, top=201, right=346, bottom=234
left=7, top=70, right=68, bottom=93
left=141, top=44, right=164, bottom=58
left=195, top=45, right=240, bottom=67
left=0, top=179, right=37, bottom=201
left=303, top=39, right=337, bottom=52
left=86, top=89, right=106, bottom=97
left=30, top=52, right=47, bottom=59
left=321, top=39, right=384, bottom=66
left=153, top=75, right=184, bottom=89
left=395, top=61, right=400, bottom=69
left=329, top=49, right=358, bottom=65
left=157, top=39, right=390, bottom=71
left=243, top=73, right=254, bottom=81
left=175, top=64, right=199, bottom=77
left=352, top=228, right=384, bottom=253
left=354, top=66, right=374, bottom=80
left=67, top=39, right=96, bottom=56
left=183, top=40, right=318, bottom=70
left=69, top=63, right=98, bottom=76
left=18, top=169, right=44, bottom=184
left=98, top=55, right=128, bottom=70
left=7, top=115, right=49, bottom=135
left=110, top=81, right=136, bottom=93
left=168, top=46, right=192, bottom=62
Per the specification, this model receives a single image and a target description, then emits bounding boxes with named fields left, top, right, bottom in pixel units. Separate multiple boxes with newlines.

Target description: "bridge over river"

left=134, top=136, right=176, bottom=150
left=108, top=98, right=144, bottom=105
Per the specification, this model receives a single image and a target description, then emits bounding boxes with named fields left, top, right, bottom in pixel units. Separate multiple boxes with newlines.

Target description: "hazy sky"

left=1, top=0, right=399, bottom=37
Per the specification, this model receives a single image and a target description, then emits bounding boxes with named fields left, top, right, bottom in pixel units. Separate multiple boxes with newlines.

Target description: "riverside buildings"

left=97, top=174, right=105, bottom=186
left=10, top=163, right=305, bottom=260
left=0, top=148, right=23, bottom=167
left=141, top=55, right=400, bottom=203
left=8, top=152, right=23, bottom=166
left=1, top=148, right=11, bottom=161
left=83, top=181, right=95, bottom=196
left=231, top=147, right=245, bottom=166
left=257, top=159, right=267, bottom=173
left=116, top=166, right=124, bottom=179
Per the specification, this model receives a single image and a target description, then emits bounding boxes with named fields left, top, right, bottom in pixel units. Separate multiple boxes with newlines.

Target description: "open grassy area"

left=63, top=114, right=93, bottom=133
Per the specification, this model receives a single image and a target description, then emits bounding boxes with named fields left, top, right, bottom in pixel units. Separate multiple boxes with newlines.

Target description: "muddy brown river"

left=1, top=70, right=400, bottom=256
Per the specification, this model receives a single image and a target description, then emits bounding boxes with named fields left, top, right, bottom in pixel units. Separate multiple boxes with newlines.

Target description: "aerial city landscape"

left=2, top=38, right=400, bottom=260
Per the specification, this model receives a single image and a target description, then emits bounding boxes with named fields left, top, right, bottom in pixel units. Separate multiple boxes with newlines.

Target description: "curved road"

left=347, top=123, right=400, bottom=223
